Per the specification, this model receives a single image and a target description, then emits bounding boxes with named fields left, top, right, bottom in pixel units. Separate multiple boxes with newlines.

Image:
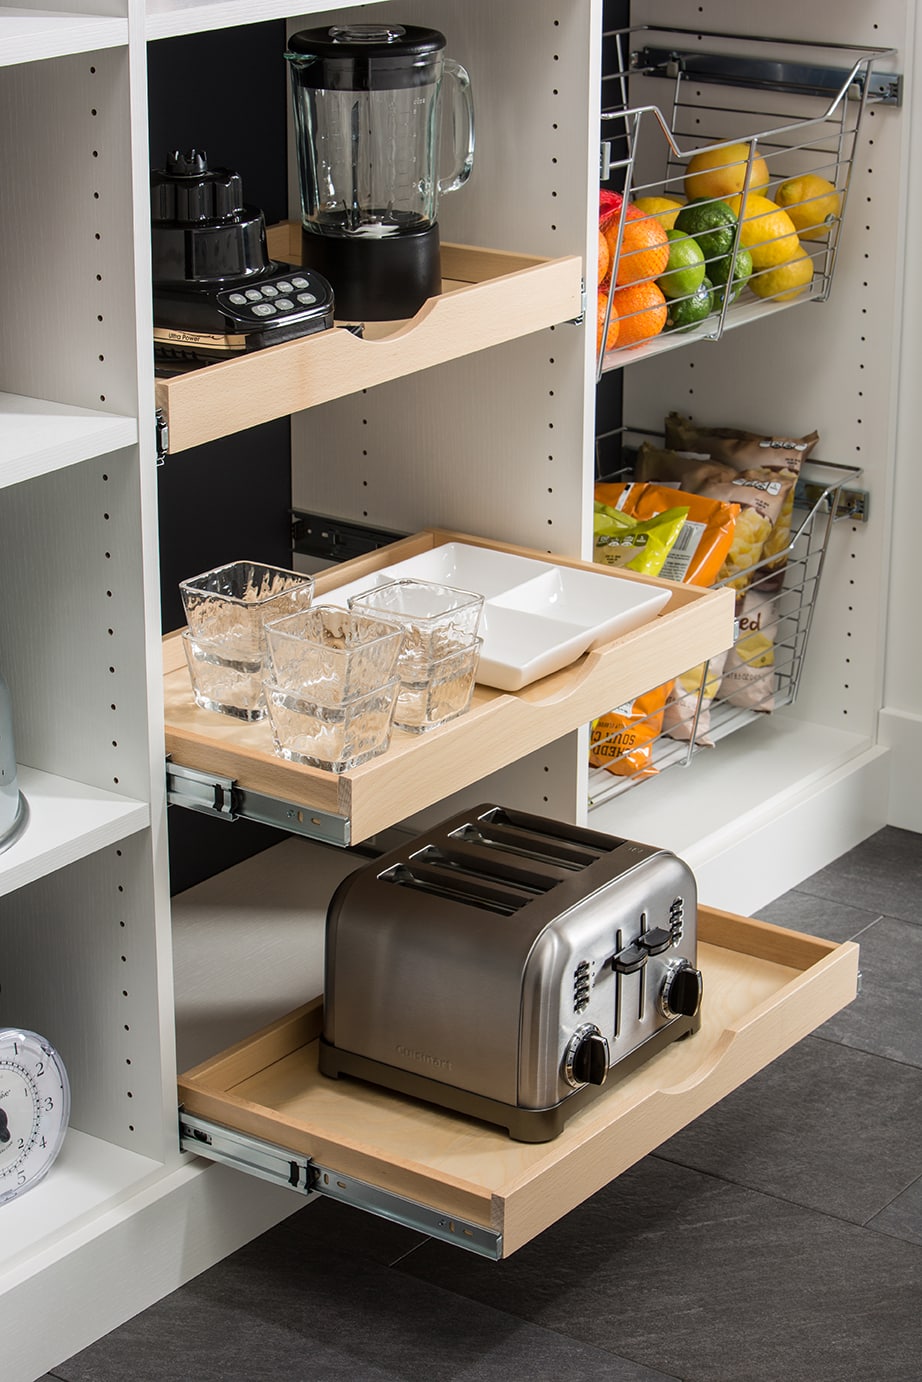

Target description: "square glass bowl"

left=180, top=561, right=315, bottom=659
left=264, top=678, right=400, bottom=772
left=182, top=629, right=267, bottom=721
left=265, top=606, right=405, bottom=703
left=392, top=634, right=482, bottom=734
left=348, top=579, right=484, bottom=675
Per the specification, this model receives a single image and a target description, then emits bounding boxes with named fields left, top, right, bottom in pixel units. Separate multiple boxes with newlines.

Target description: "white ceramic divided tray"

left=320, top=542, right=671, bottom=692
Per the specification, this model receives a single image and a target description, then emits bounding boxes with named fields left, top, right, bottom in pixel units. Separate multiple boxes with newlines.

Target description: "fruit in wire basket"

left=611, top=280, right=667, bottom=347
left=606, top=213, right=670, bottom=286
left=598, top=229, right=611, bottom=286
left=597, top=290, right=620, bottom=352
left=684, top=141, right=770, bottom=201
left=774, top=173, right=842, bottom=240
left=658, top=229, right=706, bottom=298
left=709, top=245, right=753, bottom=307
left=673, top=199, right=738, bottom=265
left=665, top=278, right=714, bottom=332
left=748, top=245, right=814, bottom=301
left=633, top=195, right=685, bottom=230
left=724, top=193, right=800, bottom=270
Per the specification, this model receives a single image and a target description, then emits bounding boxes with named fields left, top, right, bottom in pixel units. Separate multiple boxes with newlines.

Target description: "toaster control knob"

left=660, top=961, right=703, bottom=1020
left=564, top=1024, right=610, bottom=1088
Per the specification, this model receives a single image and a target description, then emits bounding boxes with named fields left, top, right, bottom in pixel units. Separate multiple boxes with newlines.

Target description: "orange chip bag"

left=590, top=482, right=739, bottom=779
left=597, top=481, right=739, bottom=586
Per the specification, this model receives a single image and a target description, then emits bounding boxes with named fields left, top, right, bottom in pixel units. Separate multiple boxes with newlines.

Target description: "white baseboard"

left=877, top=707, right=922, bottom=833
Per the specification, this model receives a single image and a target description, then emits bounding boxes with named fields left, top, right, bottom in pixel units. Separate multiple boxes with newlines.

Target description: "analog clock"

left=0, top=1029, right=70, bottom=1205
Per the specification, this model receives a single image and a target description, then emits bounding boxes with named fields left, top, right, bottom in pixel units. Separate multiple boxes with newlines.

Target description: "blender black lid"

left=286, top=24, right=447, bottom=89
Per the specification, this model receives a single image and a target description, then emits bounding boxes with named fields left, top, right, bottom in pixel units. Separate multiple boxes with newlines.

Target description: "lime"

left=673, top=199, right=738, bottom=265
left=658, top=230, right=706, bottom=299
left=709, top=245, right=753, bottom=307
left=666, top=278, right=714, bottom=332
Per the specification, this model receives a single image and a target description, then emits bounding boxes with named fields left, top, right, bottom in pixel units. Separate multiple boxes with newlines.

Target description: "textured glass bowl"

left=393, top=634, right=482, bottom=734
left=182, top=629, right=267, bottom=721
left=348, top=579, right=483, bottom=675
left=180, top=560, right=315, bottom=659
left=264, top=678, right=400, bottom=772
left=265, top=605, right=405, bottom=703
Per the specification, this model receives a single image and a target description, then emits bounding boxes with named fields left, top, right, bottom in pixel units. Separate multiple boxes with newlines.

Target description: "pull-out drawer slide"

left=179, top=1111, right=502, bottom=1258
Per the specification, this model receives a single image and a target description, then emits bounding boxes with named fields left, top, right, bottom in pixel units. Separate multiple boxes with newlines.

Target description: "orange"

left=597, top=291, right=620, bottom=353
left=610, top=215, right=670, bottom=286
left=598, top=229, right=611, bottom=287
left=611, top=281, right=667, bottom=348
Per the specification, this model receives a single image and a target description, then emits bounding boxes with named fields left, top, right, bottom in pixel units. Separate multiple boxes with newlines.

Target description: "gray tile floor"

left=50, top=826, right=922, bottom=1382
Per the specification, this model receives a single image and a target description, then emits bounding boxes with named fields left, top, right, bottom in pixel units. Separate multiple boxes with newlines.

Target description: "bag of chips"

left=662, top=650, right=730, bottom=748
left=589, top=482, right=739, bottom=777
left=592, top=502, right=689, bottom=575
left=664, top=413, right=819, bottom=590
left=718, top=588, right=778, bottom=711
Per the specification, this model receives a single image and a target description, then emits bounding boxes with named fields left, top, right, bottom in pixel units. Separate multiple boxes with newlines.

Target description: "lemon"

left=633, top=195, right=685, bottom=231
left=684, top=142, right=769, bottom=201
left=749, top=246, right=814, bottom=301
left=724, top=193, right=800, bottom=269
left=658, top=230, right=706, bottom=298
left=774, top=174, right=842, bottom=241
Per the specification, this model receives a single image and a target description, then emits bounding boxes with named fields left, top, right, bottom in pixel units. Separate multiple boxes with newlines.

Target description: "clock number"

left=17, top=1137, right=24, bottom=1149
left=17, top=1172, right=25, bottom=1186
left=35, top=1060, right=44, bottom=1077
left=43, top=1097, right=54, bottom=1112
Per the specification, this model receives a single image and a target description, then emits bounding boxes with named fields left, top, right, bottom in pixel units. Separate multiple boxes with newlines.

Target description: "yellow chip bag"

left=592, top=502, right=689, bottom=575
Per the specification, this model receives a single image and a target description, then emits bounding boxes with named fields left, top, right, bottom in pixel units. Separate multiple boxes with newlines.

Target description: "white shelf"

left=0, top=8, right=127, bottom=66
left=590, top=715, right=888, bottom=914
left=0, top=394, right=137, bottom=489
left=145, top=0, right=383, bottom=42
left=0, top=765, right=149, bottom=898
left=0, top=1128, right=161, bottom=1285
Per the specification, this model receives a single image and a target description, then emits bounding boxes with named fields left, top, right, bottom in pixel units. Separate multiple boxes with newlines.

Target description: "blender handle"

left=438, top=59, right=475, bottom=197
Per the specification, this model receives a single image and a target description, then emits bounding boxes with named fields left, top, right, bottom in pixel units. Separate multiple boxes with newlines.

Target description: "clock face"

left=0, top=1029, right=70, bottom=1206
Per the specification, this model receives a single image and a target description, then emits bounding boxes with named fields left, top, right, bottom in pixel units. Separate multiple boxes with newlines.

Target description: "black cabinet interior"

left=149, top=23, right=293, bottom=894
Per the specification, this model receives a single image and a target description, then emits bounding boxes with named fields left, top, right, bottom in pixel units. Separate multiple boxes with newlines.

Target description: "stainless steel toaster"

left=319, top=804, right=702, bottom=1142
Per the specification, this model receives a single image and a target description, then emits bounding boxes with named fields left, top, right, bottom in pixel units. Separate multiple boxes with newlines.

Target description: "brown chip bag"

left=634, top=441, right=733, bottom=493
left=664, top=411, right=819, bottom=473
left=718, top=589, right=778, bottom=711
left=662, top=650, right=729, bottom=748
left=664, top=413, right=819, bottom=591
left=698, top=473, right=795, bottom=593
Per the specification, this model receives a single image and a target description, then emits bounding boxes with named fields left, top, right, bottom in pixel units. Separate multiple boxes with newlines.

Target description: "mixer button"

left=251, top=302, right=276, bottom=317
left=276, top=281, right=294, bottom=294
left=296, top=292, right=318, bottom=305
left=261, top=285, right=279, bottom=297
left=275, top=298, right=295, bottom=311
left=227, top=292, right=248, bottom=305
left=245, top=288, right=263, bottom=301
left=291, top=276, right=310, bottom=288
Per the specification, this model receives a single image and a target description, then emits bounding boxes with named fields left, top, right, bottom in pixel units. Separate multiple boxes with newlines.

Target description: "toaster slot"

left=451, top=814, right=613, bottom=871
left=411, top=844, right=561, bottom=896
left=378, top=862, right=532, bottom=916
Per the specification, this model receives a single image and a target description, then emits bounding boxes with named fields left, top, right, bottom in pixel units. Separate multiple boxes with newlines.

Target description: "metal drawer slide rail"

left=179, top=1112, right=502, bottom=1259
left=166, top=758, right=352, bottom=847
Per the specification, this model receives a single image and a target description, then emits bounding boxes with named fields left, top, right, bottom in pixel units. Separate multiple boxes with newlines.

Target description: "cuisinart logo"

left=397, top=1044, right=452, bottom=1071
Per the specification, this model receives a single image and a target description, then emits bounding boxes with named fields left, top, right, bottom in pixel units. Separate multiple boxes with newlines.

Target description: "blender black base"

left=300, top=222, right=442, bottom=322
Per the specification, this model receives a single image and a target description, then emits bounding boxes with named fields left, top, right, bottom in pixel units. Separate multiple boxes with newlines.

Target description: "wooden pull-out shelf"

left=179, top=907, right=859, bottom=1259
left=163, top=530, right=735, bottom=846
left=155, top=223, right=583, bottom=455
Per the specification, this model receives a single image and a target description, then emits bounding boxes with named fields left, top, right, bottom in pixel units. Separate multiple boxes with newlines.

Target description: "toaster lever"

left=612, top=941, right=647, bottom=974
left=639, top=926, right=673, bottom=956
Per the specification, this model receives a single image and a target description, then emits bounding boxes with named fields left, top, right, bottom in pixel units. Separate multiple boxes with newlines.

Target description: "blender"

left=286, top=23, right=475, bottom=321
